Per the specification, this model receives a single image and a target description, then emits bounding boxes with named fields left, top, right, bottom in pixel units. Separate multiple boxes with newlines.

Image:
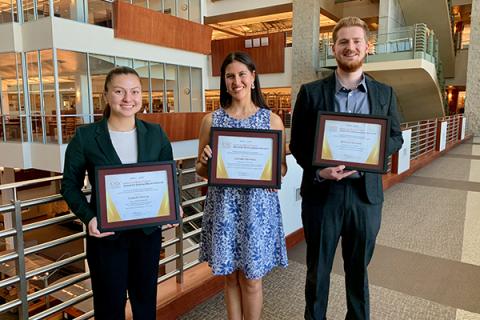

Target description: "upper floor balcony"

left=318, top=23, right=447, bottom=122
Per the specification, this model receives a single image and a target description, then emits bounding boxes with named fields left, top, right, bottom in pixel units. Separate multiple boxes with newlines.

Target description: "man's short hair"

left=332, top=16, right=369, bottom=43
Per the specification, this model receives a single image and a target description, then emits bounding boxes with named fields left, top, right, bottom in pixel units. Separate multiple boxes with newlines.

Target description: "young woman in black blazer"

left=62, top=67, right=173, bottom=320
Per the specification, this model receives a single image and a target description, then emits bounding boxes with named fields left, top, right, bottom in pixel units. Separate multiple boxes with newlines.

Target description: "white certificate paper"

left=322, top=120, right=382, bottom=165
left=216, top=135, right=273, bottom=180
left=104, top=171, right=170, bottom=223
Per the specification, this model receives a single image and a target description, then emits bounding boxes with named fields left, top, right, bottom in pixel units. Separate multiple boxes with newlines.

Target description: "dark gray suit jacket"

left=290, top=74, right=404, bottom=204
left=61, top=118, right=173, bottom=234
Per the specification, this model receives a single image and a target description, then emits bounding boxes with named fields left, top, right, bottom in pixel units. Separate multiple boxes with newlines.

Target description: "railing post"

left=175, top=164, right=184, bottom=284
left=415, top=123, right=420, bottom=159
left=410, top=25, right=416, bottom=58
left=12, top=200, right=29, bottom=319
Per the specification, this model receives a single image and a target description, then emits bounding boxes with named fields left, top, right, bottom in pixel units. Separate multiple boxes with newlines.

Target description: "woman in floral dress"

left=196, top=52, right=288, bottom=320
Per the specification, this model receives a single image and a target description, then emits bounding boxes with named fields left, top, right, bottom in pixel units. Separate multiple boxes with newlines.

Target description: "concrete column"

left=378, top=0, right=405, bottom=39
left=291, top=0, right=321, bottom=108
left=465, top=0, right=480, bottom=136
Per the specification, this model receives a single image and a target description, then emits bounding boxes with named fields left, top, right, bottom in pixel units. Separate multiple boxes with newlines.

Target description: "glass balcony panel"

left=190, top=67, right=202, bottom=112
left=29, top=49, right=55, bottom=143
left=88, top=0, right=113, bottom=28
left=132, top=0, right=147, bottom=8
left=177, top=65, right=190, bottom=112
left=26, top=51, right=42, bottom=142
left=89, top=53, right=115, bottom=120
left=38, top=0, right=51, bottom=17
left=163, top=0, right=175, bottom=15
left=148, top=0, right=161, bottom=11
left=177, top=0, right=188, bottom=20
left=51, top=0, right=87, bottom=21
left=115, top=57, right=134, bottom=68
left=0, top=52, right=21, bottom=142
left=55, top=50, right=88, bottom=143
left=23, top=0, right=36, bottom=21
left=133, top=59, right=151, bottom=113
left=165, top=64, right=178, bottom=112
left=150, top=62, right=165, bottom=113
left=188, top=0, right=200, bottom=23
left=4, top=115, right=22, bottom=141
left=0, top=0, right=15, bottom=23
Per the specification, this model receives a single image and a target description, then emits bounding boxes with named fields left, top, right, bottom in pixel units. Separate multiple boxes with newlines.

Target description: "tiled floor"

left=182, top=139, right=480, bottom=320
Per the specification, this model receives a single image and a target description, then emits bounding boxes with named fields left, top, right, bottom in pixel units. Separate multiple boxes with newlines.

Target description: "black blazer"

left=61, top=118, right=173, bottom=234
left=290, top=74, right=404, bottom=204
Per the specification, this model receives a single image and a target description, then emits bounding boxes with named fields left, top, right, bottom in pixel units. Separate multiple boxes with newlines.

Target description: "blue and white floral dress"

left=199, top=107, right=288, bottom=279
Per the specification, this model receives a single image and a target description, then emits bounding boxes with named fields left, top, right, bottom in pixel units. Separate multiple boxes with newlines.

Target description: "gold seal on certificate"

left=95, top=161, right=180, bottom=232
left=208, top=127, right=282, bottom=188
left=313, top=112, right=390, bottom=173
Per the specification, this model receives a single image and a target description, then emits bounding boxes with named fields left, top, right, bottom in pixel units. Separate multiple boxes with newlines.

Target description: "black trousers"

left=86, top=229, right=162, bottom=320
left=301, top=178, right=382, bottom=320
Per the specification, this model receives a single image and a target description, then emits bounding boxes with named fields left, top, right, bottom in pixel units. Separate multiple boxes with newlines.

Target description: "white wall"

left=0, top=22, right=22, bottom=52
left=22, top=17, right=54, bottom=51
left=278, top=155, right=303, bottom=236
left=0, top=142, right=32, bottom=169
left=171, top=139, right=199, bottom=160
left=445, top=49, right=469, bottom=87
left=0, top=142, right=67, bottom=173
left=30, top=143, right=67, bottom=173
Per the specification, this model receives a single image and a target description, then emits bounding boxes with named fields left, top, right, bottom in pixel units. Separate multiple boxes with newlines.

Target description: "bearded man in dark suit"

left=290, top=16, right=404, bottom=320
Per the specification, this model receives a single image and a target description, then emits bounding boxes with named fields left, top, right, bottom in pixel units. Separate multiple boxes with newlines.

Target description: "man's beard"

left=336, top=54, right=365, bottom=72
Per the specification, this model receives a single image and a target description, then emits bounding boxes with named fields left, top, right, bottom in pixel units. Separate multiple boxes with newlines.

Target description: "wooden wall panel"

left=137, top=112, right=207, bottom=142
left=211, top=32, right=286, bottom=76
left=114, top=2, right=212, bottom=55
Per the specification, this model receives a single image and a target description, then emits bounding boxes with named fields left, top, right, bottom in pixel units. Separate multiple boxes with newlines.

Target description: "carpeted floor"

left=180, top=259, right=459, bottom=320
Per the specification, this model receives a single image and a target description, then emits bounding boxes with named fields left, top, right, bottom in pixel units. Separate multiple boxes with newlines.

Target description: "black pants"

left=86, top=229, right=162, bottom=320
left=301, top=178, right=382, bottom=320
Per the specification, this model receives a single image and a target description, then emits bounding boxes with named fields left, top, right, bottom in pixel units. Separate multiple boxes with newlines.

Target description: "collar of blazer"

left=94, top=117, right=149, bottom=164
left=322, top=73, right=384, bottom=116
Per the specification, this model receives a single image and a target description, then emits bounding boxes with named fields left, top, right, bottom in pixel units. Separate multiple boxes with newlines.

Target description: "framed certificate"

left=313, top=112, right=390, bottom=173
left=95, top=161, right=180, bottom=232
left=208, top=127, right=282, bottom=188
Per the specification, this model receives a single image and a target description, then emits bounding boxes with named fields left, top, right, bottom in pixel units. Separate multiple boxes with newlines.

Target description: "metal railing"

left=0, top=158, right=206, bottom=319
left=401, top=118, right=437, bottom=161
left=319, top=24, right=439, bottom=68
left=399, top=113, right=463, bottom=163
left=441, top=114, right=462, bottom=145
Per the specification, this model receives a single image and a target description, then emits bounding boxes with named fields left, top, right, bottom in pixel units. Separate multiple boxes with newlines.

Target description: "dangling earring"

left=251, top=83, right=255, bottom=89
